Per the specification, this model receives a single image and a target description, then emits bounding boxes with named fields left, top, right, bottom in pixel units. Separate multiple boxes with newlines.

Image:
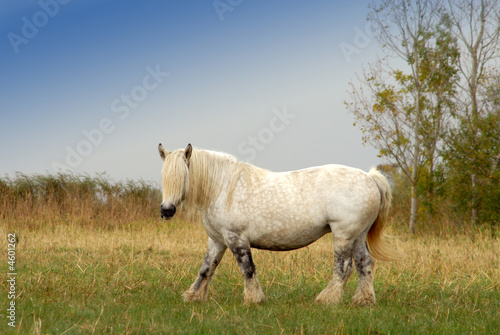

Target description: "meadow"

left=1, top=174, right=499, bottom=334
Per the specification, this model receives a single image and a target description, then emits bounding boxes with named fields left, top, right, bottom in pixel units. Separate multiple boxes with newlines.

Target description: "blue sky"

left=1, top=0, right=382, bottom=182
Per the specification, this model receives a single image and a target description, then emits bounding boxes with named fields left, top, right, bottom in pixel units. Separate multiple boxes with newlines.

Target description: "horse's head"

left=158, top=143, right=192, bottom=219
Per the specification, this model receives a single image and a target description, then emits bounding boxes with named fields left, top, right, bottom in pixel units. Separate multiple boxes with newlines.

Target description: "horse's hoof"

left=182, top=289, right=208, bottom=302
left=314, top=284, right=344, bottom=305
left=244, top=289, right=266, bottom=305
left=244, top=296, right=266, bottom=305
left=352, top=292, right=376, bottom=307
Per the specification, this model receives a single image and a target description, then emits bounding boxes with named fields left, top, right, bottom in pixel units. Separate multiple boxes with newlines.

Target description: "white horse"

left=158, top=143, right=397, bottom=306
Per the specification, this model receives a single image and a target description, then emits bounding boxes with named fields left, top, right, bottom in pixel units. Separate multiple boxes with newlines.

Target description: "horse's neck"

left=190, top=150, right=269, bottom=209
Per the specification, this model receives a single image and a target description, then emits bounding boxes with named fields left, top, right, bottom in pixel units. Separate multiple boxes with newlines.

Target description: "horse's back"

left=232, top=164, right=380, bottom=222
left=280, top=164, right=379, bottom=205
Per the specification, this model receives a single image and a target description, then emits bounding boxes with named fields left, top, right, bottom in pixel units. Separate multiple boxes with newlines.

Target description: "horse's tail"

left=366, top=168, right=400, bottom=261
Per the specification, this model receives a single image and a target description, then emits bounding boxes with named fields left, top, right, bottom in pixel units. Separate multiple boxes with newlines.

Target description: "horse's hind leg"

left=227, top=237, right=265, bottom=305
left=183, top=238, right=227, bottom=302
left=352, top=236, right=376, bottom=306
left=315, top=237, right=353, bottom=305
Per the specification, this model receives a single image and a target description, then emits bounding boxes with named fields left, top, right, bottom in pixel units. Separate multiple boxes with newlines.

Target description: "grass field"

left=1, top=216, right=499, bottom=334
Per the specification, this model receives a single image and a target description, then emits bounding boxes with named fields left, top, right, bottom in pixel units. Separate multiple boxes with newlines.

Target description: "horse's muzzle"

left=160, top=204, right=176, bottom=219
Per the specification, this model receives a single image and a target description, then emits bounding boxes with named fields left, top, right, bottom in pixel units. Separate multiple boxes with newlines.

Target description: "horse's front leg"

left=183, top=237, right=226, bottom=302
left=227, top=237, right=266, bottom=305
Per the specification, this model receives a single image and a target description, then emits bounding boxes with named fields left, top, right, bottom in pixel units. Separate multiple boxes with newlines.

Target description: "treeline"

left=2, top=169, right=495, bottom=235
left=346, top=0, right=500, bottom=233
left=0, top=173, right=162, bottom=229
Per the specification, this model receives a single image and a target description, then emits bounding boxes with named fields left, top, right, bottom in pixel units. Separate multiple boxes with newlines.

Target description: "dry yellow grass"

left=5, top=218, right=498, bottom=298
left=2, top=217, right=499, bottom=334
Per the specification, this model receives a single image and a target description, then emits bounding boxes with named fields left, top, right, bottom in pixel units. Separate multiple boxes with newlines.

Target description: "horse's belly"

left=248, top=223, right=330, bottom=251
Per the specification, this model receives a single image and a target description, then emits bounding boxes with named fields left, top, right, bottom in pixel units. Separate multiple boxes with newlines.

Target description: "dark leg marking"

left=352, top=236, right=376, bottom=306
left=354, top=242, right=373, bottom=277
left=193, top=257, right=210, bottom=290
left=314, top=238, right=354, bottom=305
left=192, top=241, right=226, bottom=291
left=233, top=247, right=256, bottom=279
left=334, top=249, right=353, bottom=281
left=355, top=256, right=373, bottom=277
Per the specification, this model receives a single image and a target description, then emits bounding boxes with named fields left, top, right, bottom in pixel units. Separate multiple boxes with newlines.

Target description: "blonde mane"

left=163, top=148, right=268, bottom=215
left=188, top=149, right=268, bottom=212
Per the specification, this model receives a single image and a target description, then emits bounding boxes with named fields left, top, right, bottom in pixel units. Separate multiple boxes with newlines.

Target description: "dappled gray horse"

left=158, top=143, right=396, bottom=305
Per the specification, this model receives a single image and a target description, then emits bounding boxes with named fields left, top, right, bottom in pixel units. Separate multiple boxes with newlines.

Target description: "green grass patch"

left=1, top=221, right=499, bottom=334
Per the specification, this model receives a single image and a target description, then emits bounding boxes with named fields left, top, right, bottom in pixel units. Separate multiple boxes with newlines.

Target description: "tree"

left=443, top=69, right=500, bottom=227
left=347, top=0, right=454, bottom=233
left=418, top=18, right=460, bottom=218
left=346, top=0, right=500, bottom=231
left=443, top=0, right=500, bottom=225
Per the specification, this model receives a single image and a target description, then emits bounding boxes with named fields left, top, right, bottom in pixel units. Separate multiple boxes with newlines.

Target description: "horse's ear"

left=185, top=143, right=192, bottom=162
left=158, top=143, right=170, bottom=161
